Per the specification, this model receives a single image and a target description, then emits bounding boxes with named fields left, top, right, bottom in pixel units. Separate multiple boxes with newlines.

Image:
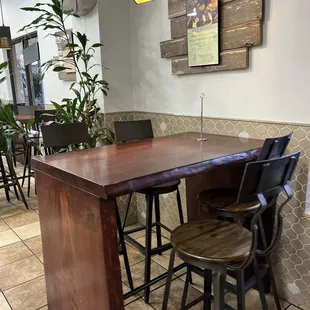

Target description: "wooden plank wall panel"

left=163, top=0, right=264, bottom=75
left=170, top=0, right=263, bottom=38
left=161, top=20, right=262, bottom=58
left=171, top=48, right=249, bottom=75
left=168, top=0, right=239, bottom=19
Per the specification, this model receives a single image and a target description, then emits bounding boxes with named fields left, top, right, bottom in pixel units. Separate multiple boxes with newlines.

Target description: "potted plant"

left=19, top=0, right=114, bottom=148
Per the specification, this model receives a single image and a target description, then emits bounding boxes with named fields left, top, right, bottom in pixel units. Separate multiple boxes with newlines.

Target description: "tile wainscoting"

left=104, top=111, right=310, bottom=309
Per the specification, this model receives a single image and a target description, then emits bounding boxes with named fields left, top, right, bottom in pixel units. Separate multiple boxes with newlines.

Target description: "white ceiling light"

left=62, top=0, right=97, bottom=17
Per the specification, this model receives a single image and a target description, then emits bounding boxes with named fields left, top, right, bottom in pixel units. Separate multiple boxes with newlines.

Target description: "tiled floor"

left=0, top=163, right=302, bottom=310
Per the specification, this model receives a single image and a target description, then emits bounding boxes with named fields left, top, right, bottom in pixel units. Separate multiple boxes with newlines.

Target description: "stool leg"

left=114, top=200, right=134, bottom=290
left=22, top=143, right=29, bottom=188
left=121, top=193, right=133, bottom=230
left=181, top=265, right=191, bottom=309
left=255, top=261, right=269, bottom=310
left=6, top=155, right=28, bottom=209
left=236, top=270, right=245, bottom=310
left=204, top=269, right=212, bottom=310
left=0, top=156, right=10, bottom=202
left=27, top=146, right=32, bottom=197
left=144, top=194, right=154, bottom=303
left=267, top=256, right=281, bottom=310
left=162, top=249, right=175, bottom=310
left=154, top=194, right=162, bottom=253
left=176, top=188, right=184, bottom=224
left=212, top=268, right=226, bottom=310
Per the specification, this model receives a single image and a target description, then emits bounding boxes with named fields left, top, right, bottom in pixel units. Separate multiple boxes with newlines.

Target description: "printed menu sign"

left=187, top=0, right=220, bottom=67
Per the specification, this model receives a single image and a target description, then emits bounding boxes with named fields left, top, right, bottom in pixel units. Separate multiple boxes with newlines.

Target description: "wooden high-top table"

left=32, top=132, right=263, bottom=310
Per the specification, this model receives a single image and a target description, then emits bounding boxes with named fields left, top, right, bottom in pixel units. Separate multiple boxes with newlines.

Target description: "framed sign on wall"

left=186, top=0, right=220, bottom=67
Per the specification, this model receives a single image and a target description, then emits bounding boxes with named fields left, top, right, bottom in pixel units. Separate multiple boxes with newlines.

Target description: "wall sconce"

left=134, top=0, right=153, bottom=4
left=0, top=0, right=11, bottom=49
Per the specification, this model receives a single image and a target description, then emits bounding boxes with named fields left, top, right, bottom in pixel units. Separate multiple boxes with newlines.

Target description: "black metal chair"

left=162, top=151, right=301, bottom=310
left=114, top=120, right=185, bottom=303
left=21, top=110, right=58, bottom=197
left=41, top=122, right=134, bottom=292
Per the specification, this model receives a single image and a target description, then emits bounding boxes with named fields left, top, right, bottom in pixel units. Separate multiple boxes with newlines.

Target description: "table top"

left=32, top=132, right=263, bottom=199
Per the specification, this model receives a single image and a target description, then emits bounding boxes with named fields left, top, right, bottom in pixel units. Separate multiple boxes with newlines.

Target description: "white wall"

left=98, top=0, right=133, bottom=113
left=130, top=1, right=310, bottom=124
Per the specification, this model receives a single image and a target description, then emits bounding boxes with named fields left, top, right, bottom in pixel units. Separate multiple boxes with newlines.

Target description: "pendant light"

left=134, top=0, right=153, bottom=4
left=0, top=0, right=11, bottom=49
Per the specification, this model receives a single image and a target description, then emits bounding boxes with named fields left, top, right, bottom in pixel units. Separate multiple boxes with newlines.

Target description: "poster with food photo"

left=186, top=0, right=219, bottom=67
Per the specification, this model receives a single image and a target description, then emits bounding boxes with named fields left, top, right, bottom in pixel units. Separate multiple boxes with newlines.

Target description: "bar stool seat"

left=199, top=188, right=260, bottom=214
left=139, top=180, right=181, bottom=195
left=172, top=220, right=252, bottom=264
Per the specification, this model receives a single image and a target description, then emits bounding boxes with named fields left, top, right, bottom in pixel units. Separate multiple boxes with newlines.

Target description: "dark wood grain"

left=32, top=133, right=262, bottom=199
left=185, top=162, right=247, bottom=221
left=36, top=172, right=123, bottom=310
left=172, top=48, right=249, bottom=75
left=169, top=0, right=263, bottom=23
left=161, top=20, right=262, bottom=58
left=171, top=220, right=252, bottom=263
left=199, top=188, right=260, bottom=213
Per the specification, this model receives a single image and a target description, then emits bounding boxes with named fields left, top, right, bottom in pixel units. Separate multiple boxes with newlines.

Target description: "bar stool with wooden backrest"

left=162, top=151, right=301, bottom=310
left=21, top=110, right=58, bottom=197
left=197, top=134, right=292, bottom=310
left=114, top=120, right=185, bottom=303
left=198, top=134, right=292, bottom=224
left=41, top=122, right=135, bottom=292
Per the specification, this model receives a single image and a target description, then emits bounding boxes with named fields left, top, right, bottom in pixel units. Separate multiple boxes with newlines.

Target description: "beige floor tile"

left=125, top=298, right=154, bottom=309
left=152, top=249, right=183, bottom=270
left=3, top=210, right=39, bottom=229
left=135, top=232, right=170, bottom=248
left=119, top=244, right=144, bottom=270
left=0, top=292, right=10, bottom=310
left=122, top=261, right=170, bottom=292
left=13, top=221, right=41, bottom=240
left=0, top=219, right=9, bottom=232
left=36, top=253, right=44, bottom=264
left=123, top=282, right=141, bottom=306
left=0, top=230, right=20, bottom=248
left=225, top=289, right=290, bottom=310
left=0, top=204, right=28, bottom=218
left=147, top=278, right=202, bottom=310
left=125, top=223, right=146, bottom=240
left=0, top=256, right=44, bottom=290
left=287, top=306, right=300, bottom=310
left=37, top=306, right=48, bottom=310
left=24, top=235, right=42, bottom=254
left=28, top=200, right=38, bottom=211
left=4, top=275, right=47, bottom=310
left=0, top=242, right=33, bottom=267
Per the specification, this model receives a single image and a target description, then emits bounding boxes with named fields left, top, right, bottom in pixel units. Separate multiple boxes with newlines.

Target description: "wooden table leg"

left=36, top=172, right=124, bottom=310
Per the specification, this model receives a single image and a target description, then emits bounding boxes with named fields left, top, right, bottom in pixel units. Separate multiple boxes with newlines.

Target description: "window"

left=7, top=31, right=44, bottom=106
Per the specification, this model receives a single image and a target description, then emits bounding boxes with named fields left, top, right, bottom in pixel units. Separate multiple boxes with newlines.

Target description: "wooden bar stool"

left=114, top=120, right=185, bottom=303
left=197, top=134, right=292, bottom=309
left=162, top=151, right=301, bottom=310
left=198, top=133, right=292, bottom=223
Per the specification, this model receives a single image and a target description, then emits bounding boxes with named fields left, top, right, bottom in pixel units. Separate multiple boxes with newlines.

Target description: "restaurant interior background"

left=0, top=0, right=310, bottom=308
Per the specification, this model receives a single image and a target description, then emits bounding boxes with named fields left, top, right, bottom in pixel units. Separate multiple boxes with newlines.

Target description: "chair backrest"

left=35, top=110, right=57, bottom=125
left=114, top=120, right=154, bottom=142
left=238, top=151, right=300, bottom=202
left=258, top=133, right=292, bottom=160
left=41, top=123, right=89, bottom=153
left=228, top=151, right=301, bottom=270
left=18, top=105, right=44, bottom=115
